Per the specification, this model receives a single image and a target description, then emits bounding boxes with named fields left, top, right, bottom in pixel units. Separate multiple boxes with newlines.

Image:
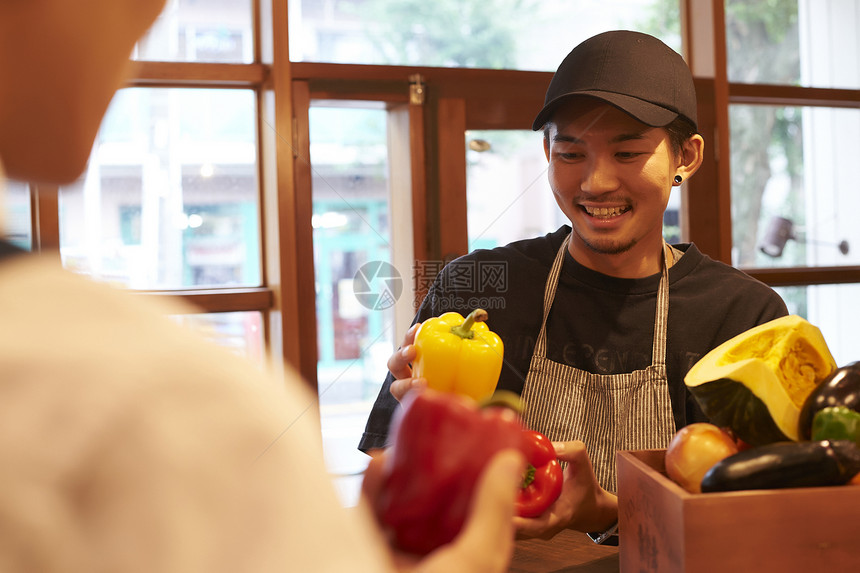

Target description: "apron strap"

left=532, top=234, right=570, bottom=358
left=651, top=244, right=671, bottom=370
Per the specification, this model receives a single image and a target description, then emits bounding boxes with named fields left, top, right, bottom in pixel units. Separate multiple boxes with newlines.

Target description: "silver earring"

left=674, top=175, right=683, bottom=184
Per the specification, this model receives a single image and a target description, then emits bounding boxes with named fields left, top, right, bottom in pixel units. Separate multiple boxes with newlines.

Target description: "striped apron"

left=521, top=234, right=676, bottom=493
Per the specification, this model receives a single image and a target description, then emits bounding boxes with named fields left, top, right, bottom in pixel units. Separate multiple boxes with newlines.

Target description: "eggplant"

left=700, top=440, right=860, bottom=493
left=798, top=361, right=860, bottom=440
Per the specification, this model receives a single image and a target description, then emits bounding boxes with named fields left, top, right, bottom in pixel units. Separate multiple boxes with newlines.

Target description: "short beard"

left=573, top=227, right=637, bottom=255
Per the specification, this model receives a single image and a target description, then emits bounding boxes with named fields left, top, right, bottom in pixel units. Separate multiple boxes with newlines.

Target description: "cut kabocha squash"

left=685, top=315, right=837, bottom=446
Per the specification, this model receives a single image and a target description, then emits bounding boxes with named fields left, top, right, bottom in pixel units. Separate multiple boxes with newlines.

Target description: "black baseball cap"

left=532, top=30, right=697, bottom=131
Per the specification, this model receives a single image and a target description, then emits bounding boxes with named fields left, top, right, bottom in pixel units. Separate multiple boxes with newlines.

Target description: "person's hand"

left=387, top=323, right=427, bottom=402
left=513, top=440, right=617, bottom=540
left=362, top=448, right=525, bottom=572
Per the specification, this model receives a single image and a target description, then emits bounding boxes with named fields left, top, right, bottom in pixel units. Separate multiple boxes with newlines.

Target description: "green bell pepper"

left=811, top=406, right=860, bottom=446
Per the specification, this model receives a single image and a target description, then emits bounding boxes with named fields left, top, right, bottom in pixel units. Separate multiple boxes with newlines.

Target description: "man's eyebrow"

left=552, top=130, right=651, bottom=144
left=610, top=130, right=650, bottom=143
left=552, top=133, right=584, bottom=144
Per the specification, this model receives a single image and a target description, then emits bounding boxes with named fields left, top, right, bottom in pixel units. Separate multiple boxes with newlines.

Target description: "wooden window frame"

left=728, top=82, right=860, bottom=287
left=21, top=1, right=310, bottom=381
left=19, top=1, right=860, bottom=395
left=706, top=1, right=860, bottom=289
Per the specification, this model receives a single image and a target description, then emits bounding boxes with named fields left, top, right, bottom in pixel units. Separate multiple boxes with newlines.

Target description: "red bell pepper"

left=516, top=430, right=563, bottom=518
left=375, top=388, right=525, bottom=555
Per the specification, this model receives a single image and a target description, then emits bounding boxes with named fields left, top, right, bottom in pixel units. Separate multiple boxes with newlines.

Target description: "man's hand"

left=387, top=323, right=426, bottom=402
left=513, top=440, right=617, bottom=540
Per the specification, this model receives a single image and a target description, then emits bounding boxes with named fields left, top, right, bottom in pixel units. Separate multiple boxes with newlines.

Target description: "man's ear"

left=543, top=130, right=551, bottom=162
left=677, top=134, right=705, bottom=181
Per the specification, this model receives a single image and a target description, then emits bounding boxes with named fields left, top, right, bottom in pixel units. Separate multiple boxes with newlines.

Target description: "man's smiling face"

left=544, top=100, right=682, bottom=272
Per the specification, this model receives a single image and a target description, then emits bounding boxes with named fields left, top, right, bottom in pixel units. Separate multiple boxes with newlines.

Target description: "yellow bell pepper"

left=412, top=309, right=504, bottom=402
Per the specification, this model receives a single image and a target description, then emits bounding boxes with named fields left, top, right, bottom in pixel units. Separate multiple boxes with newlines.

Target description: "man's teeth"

left=584, top=206, right=628, bottom=218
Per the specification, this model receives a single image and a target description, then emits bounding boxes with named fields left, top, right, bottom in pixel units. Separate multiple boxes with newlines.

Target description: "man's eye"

left=616, top=152, right=644, bottom=159
left=557, top=152, right=582, bottom=160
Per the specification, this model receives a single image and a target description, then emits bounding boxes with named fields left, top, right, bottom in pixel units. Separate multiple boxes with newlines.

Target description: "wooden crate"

left=617, top=449, right=860, bottom=573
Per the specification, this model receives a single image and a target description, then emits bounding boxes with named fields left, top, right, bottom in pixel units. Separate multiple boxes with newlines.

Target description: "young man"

left=0, top=1, right=522, bottom=571
left=361, top=30, right=788, bottom=541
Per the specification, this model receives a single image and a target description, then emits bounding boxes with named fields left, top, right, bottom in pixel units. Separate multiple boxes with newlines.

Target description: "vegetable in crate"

left=700, top=439, right=860, bottom=493
left=664, top=423, right=739, bottom=494
left=413, top=308, right=503, bottom=402
left=810, top=407, right=860, bottom=446
left=684, top=315, right=837, bottom=446
left=798, top=361, right=860, bottom=441
left=375, top=389, right=525, bottom=555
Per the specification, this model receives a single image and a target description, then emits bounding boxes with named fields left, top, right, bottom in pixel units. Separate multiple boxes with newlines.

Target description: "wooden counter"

left=509, top=529, right=619, bottom=572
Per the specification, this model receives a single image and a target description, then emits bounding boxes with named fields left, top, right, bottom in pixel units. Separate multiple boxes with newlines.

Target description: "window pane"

left=135, top=0, right=254, bottom=63
left=730, top=105, right=860, bottom=268
left=466, top=131, right=564, bottom=250
left=2, top=179, right=31, bottom=250
left=311, top=104, right=402, bottom=506
left=725, top=0, right=860, bottom=89
left=171, top=311, right=265, bottom=366
left=775, top=284, right=860, bottom=366
left=466, top=130, right=684, bottom=251
left=59, top=88, right=261, bottom=289
left=291, top=0, right=681, bottom=70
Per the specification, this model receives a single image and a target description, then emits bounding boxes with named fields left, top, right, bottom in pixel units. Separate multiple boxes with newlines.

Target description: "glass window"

left=2, top=179, right=31, bottom=250
left=466, top=130, right=564, bottom=251
left=291, top=0, right=681, bottom=71
left=59, top=88, right=261, bottom=289
left=729, top=105, right=859, bottom=269
left=310, top=103, right=407, bottom=506
left=775, top=284, right=860, bottom=366
left=135, top=0, right=254, bottom=63
left=465, top=130, right=684, bottom=251
left=725, top=0, right=860, bottom=89
left=171, top=311, right=266, bottom=366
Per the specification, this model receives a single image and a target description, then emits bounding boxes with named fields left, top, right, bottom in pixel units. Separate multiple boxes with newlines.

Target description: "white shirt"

left=0, top=188, right=393, bottom=571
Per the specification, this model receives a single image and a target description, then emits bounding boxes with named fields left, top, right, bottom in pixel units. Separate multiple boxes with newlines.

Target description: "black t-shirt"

left=359, top=226, right=788, bottom=452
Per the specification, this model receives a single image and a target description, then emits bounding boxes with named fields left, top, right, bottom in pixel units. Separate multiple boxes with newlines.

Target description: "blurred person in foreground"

left=361, top=30, right=788, bottom=544
left=0, top=1, right=523, bottom=571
